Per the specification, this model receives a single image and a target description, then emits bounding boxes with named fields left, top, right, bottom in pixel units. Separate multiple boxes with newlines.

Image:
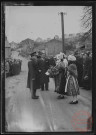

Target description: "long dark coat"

left=38, top=58, right=49, bottom=84
left=83, top=56, right=92, bottom=89
left=76, top=56, right=83, bottom=86
left=44, top=58, right=50, bottom=83
left=38, top=58, right=46, bottom=84
left=27, top=58, right=40, bottom=90
left=83, top=56, right=91, bottom=80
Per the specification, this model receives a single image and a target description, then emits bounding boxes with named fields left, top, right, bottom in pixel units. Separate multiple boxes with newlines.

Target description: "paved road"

left=5, top=51, right=92, bottom=132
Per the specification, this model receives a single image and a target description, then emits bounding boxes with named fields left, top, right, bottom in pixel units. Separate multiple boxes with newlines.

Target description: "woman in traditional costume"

left=56, top=53, right=67, bottom=99
left=65, top=55, right=80, bottom=104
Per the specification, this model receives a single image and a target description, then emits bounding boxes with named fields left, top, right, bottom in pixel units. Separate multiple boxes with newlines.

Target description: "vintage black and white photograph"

left=2, top=3, right=93, bottom=132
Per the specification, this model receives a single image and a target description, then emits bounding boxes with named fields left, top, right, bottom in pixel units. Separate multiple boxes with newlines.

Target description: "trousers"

left=41, top=82, right=49, bottom=90
left=30, top=80, right=36, bottom=97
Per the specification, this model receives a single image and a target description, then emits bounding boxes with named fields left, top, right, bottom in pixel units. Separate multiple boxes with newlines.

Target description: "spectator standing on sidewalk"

left=74, top=52, right=83, bottom=87
left=82, top=52, right=91, bottom=90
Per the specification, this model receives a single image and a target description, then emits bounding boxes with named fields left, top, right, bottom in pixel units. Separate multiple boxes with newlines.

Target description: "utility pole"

left=59, top=12, right=67, bottom=54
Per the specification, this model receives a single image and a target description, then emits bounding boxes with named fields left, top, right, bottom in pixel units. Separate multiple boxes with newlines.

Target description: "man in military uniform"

left=37, top=53, right=50, bottom=91
left=37, top=52, right=44, bottom=91
left=27, top=52, right=40, bottom=99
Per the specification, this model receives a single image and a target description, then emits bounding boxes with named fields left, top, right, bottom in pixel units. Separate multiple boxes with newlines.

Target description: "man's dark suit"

left=38, top=57, right=49, bottom=90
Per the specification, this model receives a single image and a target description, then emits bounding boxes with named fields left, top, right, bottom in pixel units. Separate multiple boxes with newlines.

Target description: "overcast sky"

left=5, top=6, right=85, bottom=43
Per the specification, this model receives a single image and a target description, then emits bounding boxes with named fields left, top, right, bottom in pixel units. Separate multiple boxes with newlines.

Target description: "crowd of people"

left=74, top=51, right=92, bottom=90
left=27, top=51, right=51, bottom=99
left=27, top=50, right=92, bottom=104
left=5, top=58, right=22, bottom=77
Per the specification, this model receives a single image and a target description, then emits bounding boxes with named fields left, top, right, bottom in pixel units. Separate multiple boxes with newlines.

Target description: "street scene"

left=5, top=51, right=92, bottom=132
left=3, top=5, right=92, bottom=132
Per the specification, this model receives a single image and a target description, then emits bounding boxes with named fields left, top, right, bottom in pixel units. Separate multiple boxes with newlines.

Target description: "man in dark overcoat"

left=82, top=52, right=91, bottom=90
left=37, top=54, right=50, bottom=91
left=44, top=57, right=50, bottom=90
left=75, top=53, right=83, bottom=87
left=27, top=52, right=40, bottom=99
left=37, top=55, right=45, bottom=90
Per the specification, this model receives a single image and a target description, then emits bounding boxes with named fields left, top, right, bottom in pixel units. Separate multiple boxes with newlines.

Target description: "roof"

left=34, top=42, right=44, bottom=47
left=45, top=38, right=62, bottom=44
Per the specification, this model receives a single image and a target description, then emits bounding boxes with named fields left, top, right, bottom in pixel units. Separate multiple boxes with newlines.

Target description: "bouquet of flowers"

left=47, top=66, right=59, bottom=78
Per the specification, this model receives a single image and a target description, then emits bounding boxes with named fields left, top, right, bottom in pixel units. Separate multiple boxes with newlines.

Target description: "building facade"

left=33, top=38, right=63, bottom=56
left=45, top=38, right=62, bottom=56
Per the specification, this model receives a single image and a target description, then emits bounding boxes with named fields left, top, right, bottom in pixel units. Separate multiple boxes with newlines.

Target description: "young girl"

left=65, top=63, right=80, bottom=104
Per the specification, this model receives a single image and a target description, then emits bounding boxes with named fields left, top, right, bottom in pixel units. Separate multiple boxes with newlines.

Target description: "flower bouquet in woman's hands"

left=46, top=65, right=59, bottom=78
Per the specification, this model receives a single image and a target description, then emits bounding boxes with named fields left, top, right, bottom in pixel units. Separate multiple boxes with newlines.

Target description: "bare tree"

left=81, top=6, right=92, bottom=40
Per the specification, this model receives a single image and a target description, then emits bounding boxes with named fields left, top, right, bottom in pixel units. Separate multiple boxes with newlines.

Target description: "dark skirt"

left=57, top=71, right=66, bottom=95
